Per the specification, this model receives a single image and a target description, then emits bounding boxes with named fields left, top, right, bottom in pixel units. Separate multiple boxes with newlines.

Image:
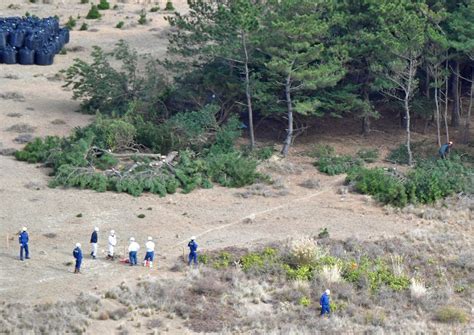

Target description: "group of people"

left=19, top=228, right=335, bottom=315
left=18, top=227, right=199, bottom=274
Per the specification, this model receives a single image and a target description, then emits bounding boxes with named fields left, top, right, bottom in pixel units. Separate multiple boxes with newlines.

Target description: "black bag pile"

left=0, top=16, right=69, bottom=66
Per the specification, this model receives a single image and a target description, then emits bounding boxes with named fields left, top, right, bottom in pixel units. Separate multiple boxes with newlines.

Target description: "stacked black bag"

left=0, top=16, right=69, bottom=66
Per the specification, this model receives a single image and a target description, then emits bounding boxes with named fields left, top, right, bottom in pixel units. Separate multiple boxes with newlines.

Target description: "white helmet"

left=130, top=237, right=135, bottom=242
left=110, top=230, right=115, bottom=235
left=94, top=227, right=99, bottom=232
left=191, top=236, right=196, bottom=240
left=325, top=289, right=331, bottom=295
left=76, top=243, right=81, bottom=248
left=147, top=236, right=153, bottom=241
left=22, top=227, right=27, bottom=231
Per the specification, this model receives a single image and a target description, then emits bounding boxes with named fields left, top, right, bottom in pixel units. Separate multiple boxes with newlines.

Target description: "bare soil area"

left=0, top=1, right=472, bottom=334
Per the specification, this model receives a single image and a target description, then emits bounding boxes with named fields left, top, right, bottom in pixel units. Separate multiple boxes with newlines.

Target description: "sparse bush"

left=138, top=10, right=147, bottom=25
left=299, top=296, right=311, bottom=307
left=137, top=214, right=145, bottom=219
left=65, top=16, right=76, bottom=29
left=165, top=1, right=175, bottom=11
left=86, top=5, right=101, bottom=19
left=80, top=0, right=89, bottom=3
left=116, top=21, right=124, bottom=29
left=79, top=22, right=88, bottom=31
left=356, top=148, right=379, bottom=163
left=318, top=227, right=330, bottom=239
left=434, top=306, right=468, bottom=323
left=97, top=0, right=110, bottom=10
left=150, top=6, right=160, bottom=12
left=316, top=155, right=363, bottom=175
left=307, top=144, right=335, bottom=158
left=284, top=264, right=314, bottom=281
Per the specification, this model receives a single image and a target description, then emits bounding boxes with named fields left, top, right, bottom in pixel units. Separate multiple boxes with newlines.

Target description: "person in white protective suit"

left=107, top=230, right=117, bottom=260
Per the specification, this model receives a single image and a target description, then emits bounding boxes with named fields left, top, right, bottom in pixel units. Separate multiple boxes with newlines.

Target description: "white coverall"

left=108, top=234, right=117, bottom=256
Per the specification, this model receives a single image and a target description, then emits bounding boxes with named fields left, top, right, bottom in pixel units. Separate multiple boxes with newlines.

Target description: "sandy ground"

left=0, top=1, right=449, bottom=330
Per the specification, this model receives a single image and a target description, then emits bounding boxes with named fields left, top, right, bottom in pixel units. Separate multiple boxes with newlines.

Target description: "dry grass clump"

left=320, top=264, right=342, bottom=283
left=434, top=306, right=469, bottom=324
left=288, top=236, right=326, bottom=266
left=236, top=182, right=289, bottom=198
left=299, top=179, right=321, bottom=189
left=0, top=92, right=25, bottom=102
left=409, top=278, right=427, bottom=299
left=6, top=123, right=36, bottom=133
left=0, top=293, right=99, bottom=334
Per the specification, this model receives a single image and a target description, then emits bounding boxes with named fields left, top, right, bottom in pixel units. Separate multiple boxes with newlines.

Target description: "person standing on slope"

left=128, top=237, right=140, bottom=266
left=143, top=236, right=155, bottom=268
left=19, top=227, right=30, bottom=261
left=107, top=230, right=117, bottom=260
left=90, top=227, right=99, bottom=259
left=320, top=289, right=331, bottom=316
left=73, top=243, right=83, bottom=274
left=188, top=236, right=198, bottom=266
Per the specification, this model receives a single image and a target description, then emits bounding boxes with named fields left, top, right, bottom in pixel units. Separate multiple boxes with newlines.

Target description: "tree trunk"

left=451, top=60, right=461, bottom=127
left=405, top=97, right=413, bottom=166
left=362, top=116, right=370, bottom=135
left=434, top=67, right=441, bottom=147
left=462, top=69, right=473, bottom=144
left=444, top=60, right=450, bottom=142
left=242, top=32, right=255, bottom=150
left=281, top=74, right=293, bottom=157
left=425, top=63, right=430, bottom=98
left=361, top=89, right=371, bottom=135
left=405, top=58, right=414, bottom=166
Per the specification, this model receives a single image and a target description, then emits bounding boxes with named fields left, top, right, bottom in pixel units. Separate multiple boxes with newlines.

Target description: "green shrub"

left=283, top=264, right=314, bottom=281
left=165, top=1, right=174, bottom=11
left=254, top=146, right=274, bottom=160
left=240, top=253, right=264, bottom=272
left=307, top=144, right=335, bottom=158
left=92, top=153, right=118, bottom=170
left=115, top=21, right=124, bottom=29
left=198, top=254, right=209, bottom=264
left=65, top=16, right=76, bottom=30
left=206, top=151, right=260, bottom=187
left=405, top=159, right=471, bottom=204
left=86, top=5, right=101, bottom=19
left=79, top=22, right=88, bottom=31
left=150, top=6, right=160, bottom=12
left=138, top=11, right=147, bottom=25
left=299, top=296, right=311, bottom=307
left=212, top=252, right=233, bottom=269
left=316, top=155, right=363, bottom=175
left=59, top=48, right=67, bottom=55
left=112, top=4, right=118, bottom=10
left=434, top=306, right=469, bottom=324
left=15, top=136, right=62, bottom=163
left=25, top=12, right=30, bottom=17
left=97, top=0, right=110, bottom=10
left=137, top=214, right=145, bottom=219
left=346, top=168, right=408, bottom=207
left=80, top=0, right=89, bottom=3
left=356, top=148, right=379, bottom=163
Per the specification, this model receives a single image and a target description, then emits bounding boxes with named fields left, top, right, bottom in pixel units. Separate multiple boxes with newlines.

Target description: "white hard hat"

left=191, top=236, right=196, bottom=240
left=325, top=289, right=331, bottom=295
left=76, top=243, right=81, bottom=248
left=147, top=236, right=153, bottom=241
left=110, top=230, right=115, bottom=235
left=22, top=227, right=27, bottom=231
left=130, top=237, right=135, bottom=241
left=94, top=227, right=99, bottom=232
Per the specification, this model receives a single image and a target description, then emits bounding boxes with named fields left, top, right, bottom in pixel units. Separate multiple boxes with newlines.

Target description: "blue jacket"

left=439, top=143, right=450, bottom=155
left=188, top=240, right=198, bottom=253
left=90, top=231, right=98, bottom=243
left=320, top=293, right=330, bottom=307
left=73, top=247, right=83, bottom=261
left=19, top=231, right=29, bottom=245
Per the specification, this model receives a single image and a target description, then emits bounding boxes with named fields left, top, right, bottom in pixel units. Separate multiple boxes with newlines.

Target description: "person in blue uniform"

left=320, top=289, right=331, bottom=316
left=73, top=243, right=83, bottom=274
left=19, top=227, right=29, bottom=261
left=439, top=141, right=453, bottom=159
left=188, top=236, right=198, bottom=266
